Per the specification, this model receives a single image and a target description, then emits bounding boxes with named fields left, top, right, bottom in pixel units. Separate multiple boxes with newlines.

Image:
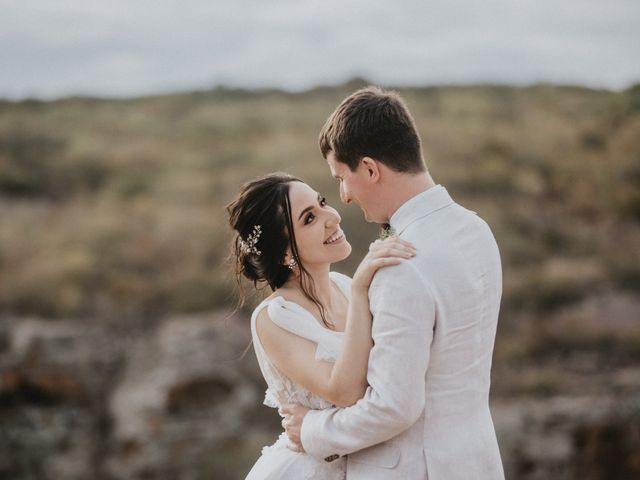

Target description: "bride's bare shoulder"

left=255, top=288, right=298, bottom=324
left=254, top=289, right=308, bottom=354
left=264, top=286, right=305, bottom=304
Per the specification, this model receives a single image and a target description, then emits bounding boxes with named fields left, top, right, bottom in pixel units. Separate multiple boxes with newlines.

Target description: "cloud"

left=0, top=0, right=638, bottom=99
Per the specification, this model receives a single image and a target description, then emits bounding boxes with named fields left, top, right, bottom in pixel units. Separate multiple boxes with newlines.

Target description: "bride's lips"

left=323, top=229, right=345, bottom=245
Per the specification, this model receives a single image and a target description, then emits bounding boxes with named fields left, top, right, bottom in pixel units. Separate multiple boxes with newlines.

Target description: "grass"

left=0, top=83, right=638, bottom=327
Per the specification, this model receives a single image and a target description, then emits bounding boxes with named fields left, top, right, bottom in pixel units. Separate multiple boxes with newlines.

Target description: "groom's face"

left=327, top=152, right=379, bottom=222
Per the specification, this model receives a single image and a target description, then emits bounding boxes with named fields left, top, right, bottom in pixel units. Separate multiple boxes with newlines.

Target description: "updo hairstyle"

left=226, top=173, right=332, bottom=328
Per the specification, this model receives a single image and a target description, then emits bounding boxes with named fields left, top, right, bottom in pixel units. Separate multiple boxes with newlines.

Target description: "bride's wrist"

left=350, top=284, right=369, bottom=296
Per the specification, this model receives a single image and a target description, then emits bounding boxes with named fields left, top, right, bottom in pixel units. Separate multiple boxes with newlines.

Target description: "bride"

left=227, top=172, right=415, bottom=479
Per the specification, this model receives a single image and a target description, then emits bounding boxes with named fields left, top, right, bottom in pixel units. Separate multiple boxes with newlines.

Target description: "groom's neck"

left=382, top=170, right=436, bottom=221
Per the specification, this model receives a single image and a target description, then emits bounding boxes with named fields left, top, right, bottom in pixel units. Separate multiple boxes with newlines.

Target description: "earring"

left=287, top=258, right=298, bottom=270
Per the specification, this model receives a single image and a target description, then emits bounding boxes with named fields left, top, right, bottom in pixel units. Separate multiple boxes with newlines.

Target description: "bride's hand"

left=351, top=236, right=416, bottom=292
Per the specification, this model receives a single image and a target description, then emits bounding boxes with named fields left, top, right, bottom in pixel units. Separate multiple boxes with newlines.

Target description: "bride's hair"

left=226, top=173, right=333, bottom=328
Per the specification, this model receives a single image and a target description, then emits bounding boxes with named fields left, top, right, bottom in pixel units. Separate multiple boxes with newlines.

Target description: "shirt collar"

left=389, top=185, right=454, bottom=234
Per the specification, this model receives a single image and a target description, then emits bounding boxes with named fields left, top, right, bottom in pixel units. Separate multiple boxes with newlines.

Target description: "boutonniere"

left=378, top=223, right=396, bottom=241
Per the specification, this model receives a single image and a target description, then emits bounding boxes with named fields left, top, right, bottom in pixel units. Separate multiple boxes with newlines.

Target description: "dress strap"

left=266, top=297, right=326, bottom=343
left=266, top=296, right=344, bottom=362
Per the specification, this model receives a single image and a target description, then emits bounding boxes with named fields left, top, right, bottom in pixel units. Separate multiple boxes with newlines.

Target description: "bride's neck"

left=283, top=263, right=334, bottom=309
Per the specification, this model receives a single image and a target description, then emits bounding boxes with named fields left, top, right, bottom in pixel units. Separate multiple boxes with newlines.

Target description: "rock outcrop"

left=1, top=307, right=639, bottom=480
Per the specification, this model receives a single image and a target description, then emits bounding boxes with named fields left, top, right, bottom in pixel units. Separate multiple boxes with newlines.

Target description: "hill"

left=1, top=82, right=639, bottom=479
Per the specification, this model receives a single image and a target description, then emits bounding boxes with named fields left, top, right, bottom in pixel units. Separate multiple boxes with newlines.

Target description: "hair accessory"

left=239, top=225, right=262, bottom=256
left=287, top=258, right=298, bottom=270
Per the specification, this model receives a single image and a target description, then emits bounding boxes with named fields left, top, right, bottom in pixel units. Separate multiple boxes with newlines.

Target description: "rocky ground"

left=1, top=308, right=639, bottom=480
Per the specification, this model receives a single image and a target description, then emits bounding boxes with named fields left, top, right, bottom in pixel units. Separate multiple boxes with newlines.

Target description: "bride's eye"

left=304, top=212, right=315, bottom=225
left=319, top=196, right=327, bottom=207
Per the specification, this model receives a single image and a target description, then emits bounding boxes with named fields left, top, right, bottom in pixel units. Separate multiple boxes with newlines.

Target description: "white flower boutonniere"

left=378, top=224, right=396, bottom=241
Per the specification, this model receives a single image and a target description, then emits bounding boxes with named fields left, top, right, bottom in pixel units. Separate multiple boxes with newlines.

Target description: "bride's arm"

left=256, top=237, right=415, bottom=407
left=323, top=285, right=373, bottom=405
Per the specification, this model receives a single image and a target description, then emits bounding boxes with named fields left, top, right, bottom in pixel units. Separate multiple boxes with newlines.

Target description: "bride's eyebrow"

left=297, top=193, right=322, bottom=221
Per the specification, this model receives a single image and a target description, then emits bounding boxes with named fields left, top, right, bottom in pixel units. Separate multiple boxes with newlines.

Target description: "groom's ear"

left=361, top=156, right=381, bottom=183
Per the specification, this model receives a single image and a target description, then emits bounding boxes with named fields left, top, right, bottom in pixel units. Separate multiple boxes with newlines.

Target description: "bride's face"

left=287, top=181, right=352, bottom=267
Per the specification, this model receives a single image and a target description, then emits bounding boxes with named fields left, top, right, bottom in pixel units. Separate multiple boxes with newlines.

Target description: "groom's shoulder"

left=368, top=260, right=435, bottom=313
left=370, top=257, right=425, bottom=291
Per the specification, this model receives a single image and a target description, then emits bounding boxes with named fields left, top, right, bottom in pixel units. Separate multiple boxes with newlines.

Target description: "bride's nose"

left=325, top=208, right=341, bottom=226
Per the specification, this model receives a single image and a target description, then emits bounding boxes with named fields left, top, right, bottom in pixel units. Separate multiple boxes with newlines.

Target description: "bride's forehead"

left=288, top=181, right=317, bottom=203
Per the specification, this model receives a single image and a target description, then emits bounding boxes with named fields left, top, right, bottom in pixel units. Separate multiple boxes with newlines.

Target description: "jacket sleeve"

left=300, top=260, right=435, bottom=459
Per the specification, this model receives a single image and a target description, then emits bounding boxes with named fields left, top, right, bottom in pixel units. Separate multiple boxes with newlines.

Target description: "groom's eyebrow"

left=297, top=193, right=322, bottom=221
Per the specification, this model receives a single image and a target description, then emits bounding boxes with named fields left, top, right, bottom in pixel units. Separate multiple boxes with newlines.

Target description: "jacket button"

left=324, top=454, right=340, bottom=462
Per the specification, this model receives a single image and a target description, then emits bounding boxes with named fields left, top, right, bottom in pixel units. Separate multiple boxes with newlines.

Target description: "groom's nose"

left=340, top=184, right=351, bottom=204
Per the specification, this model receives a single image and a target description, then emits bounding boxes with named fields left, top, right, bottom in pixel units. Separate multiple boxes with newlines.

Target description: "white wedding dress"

left=244, top=271, right=351, bottom=480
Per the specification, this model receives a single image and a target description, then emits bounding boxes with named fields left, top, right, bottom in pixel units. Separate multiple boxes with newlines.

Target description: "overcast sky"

left=1, top=0, right=639, bottom=99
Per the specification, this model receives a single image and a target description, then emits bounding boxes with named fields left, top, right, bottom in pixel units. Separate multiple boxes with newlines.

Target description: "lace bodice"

left=247, top=272, right=351, bottom=480
left=250, top=271, right=351, bottom=411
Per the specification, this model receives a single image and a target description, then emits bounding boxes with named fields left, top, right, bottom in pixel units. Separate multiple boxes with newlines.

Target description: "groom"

left=282, top=86, right=505, bottom=479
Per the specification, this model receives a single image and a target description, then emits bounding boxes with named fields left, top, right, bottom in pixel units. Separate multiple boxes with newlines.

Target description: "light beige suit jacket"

left=300, top=185, right=505, bottom=479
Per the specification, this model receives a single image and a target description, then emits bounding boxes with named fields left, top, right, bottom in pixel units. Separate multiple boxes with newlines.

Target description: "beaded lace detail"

left=250, top=271, right=351, bottom=479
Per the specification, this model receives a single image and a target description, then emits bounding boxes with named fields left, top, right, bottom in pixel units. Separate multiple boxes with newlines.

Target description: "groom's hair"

left=319, top=86, right=425, bottom=173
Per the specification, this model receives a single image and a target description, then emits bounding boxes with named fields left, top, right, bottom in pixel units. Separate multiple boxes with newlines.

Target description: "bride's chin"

left=336, top=242, right=352, bottom=261
left=324, top=242, right=352, bottom=264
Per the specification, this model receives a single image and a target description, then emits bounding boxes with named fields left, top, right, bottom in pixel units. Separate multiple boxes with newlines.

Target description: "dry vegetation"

left=1, top=80, right=639, bottom=374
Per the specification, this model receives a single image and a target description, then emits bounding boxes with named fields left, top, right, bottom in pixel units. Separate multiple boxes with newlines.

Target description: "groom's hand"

left=281, top=403, right=310, bottom=453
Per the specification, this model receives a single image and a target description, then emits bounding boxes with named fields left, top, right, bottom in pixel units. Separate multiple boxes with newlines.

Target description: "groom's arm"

left=299, top=260, right=435, bottom=460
